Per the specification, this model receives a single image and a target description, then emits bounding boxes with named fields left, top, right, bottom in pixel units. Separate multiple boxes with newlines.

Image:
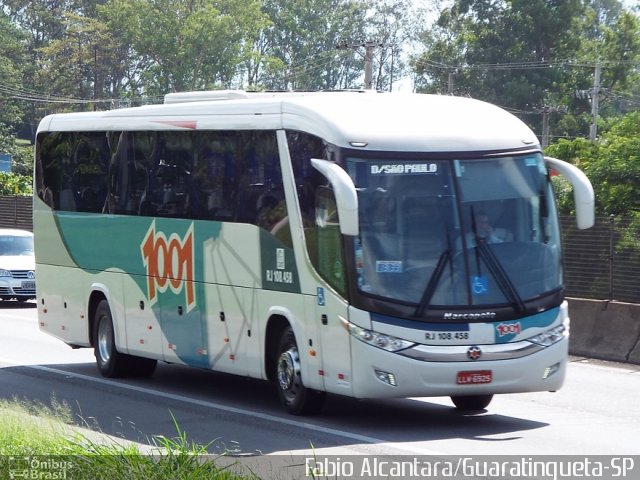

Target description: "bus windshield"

left=347, top=153, right=562, bottom=310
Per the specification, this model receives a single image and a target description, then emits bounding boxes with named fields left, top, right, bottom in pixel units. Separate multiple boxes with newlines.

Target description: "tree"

left=412, top=0, right=640, bottom=141
left=596, top=11, right=640, bottom=114
left=414, top=0, right=585, bottom=105
left=37, top=13, right=122, bottom=104
left=2, top=0, right=75, bottom=130
left=365, top=0, right=421, bottom=91
left=0, top=10, right=29, bottom=154
left=547, top=112, right=640, bottom=216
left=257, top=0, right=368, bottom=90
left=0, top=172, right=32, bottom=195
left=98, top=0, right=268, bottom=95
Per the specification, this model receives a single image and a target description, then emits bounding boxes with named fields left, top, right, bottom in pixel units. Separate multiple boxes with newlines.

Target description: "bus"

left=34, top=90, right=594, bottom=415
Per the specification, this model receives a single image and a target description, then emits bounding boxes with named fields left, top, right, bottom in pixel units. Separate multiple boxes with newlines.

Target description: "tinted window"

left=288, top=131, right=346, bottom=294
left=36, top=130, right=291, bottom=244
left=36, top=132, right=108, bottom=212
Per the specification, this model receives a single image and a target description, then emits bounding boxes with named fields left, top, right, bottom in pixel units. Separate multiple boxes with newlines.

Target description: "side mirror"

left=545, top=156, right=595, bottom=230
left=311, top=159, right=359, bottom=236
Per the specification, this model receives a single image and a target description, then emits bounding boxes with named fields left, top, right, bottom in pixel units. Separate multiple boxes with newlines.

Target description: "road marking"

left=2, top=313, right=38, bottom=322
left=2, top=360, right=444, bottom=456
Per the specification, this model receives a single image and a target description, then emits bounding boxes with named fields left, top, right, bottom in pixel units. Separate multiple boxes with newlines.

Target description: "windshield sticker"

left=376, top=260, right=403, bottom=273
left=470, top=275, right=489, bottom=296
left=370, top=164, right=438, bottom=175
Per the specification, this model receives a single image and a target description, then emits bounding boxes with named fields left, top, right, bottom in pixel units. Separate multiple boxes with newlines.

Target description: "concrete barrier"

left=567, top=298, right=640, bottom=365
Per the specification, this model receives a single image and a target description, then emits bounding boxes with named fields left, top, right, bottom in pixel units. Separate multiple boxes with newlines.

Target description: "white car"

left=0, top=229, right=36, bottom=302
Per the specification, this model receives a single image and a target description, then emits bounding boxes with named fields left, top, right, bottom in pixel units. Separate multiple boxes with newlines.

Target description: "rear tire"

left=93, top=299, right=156, bottom=378
left=450, top=394, right=493, bottom=411
left=275, top=326, right=325, bottom=415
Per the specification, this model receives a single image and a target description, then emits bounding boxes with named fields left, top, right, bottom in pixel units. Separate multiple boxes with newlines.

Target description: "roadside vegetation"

left=0, top=397, right=254, bottom=480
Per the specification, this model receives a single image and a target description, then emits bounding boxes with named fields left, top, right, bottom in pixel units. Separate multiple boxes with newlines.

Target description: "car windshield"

left=347, top=153, right=562, bottom=309
left=0, top=235, right=34, bottom=256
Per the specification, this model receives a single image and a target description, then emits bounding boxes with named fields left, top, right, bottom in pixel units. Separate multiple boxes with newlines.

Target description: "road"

left=1, top=302, right=639, bottom=464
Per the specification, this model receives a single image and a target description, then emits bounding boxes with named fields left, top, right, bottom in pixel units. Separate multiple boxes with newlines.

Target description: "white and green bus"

left=34, top=90, right=594, bottom=414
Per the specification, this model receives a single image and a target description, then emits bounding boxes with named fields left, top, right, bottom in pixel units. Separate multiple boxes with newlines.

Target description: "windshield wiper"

left=415, top=248, right=450, bottom=317
left=475, top=237, right=526, bottom=314
left=415, top=223, right=455, bottom=317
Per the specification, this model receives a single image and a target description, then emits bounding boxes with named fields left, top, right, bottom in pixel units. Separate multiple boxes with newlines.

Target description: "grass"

left=0, top=397, right=256, bottom=480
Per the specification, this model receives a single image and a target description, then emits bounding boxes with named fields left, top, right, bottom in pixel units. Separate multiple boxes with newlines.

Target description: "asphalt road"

left=1, top=301, right=639, bottom=461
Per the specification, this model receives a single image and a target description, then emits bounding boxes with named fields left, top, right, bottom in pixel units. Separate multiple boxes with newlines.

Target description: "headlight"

left=0, top=269, right=12, bottom=277
left=345, top=322, right=416, bottom=352
left=528, top=324, right=566, bottom=347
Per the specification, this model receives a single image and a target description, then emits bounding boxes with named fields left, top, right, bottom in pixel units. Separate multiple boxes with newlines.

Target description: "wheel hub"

left=277, top=348, right=300, bottom=393
left=97, top=318, right=112, bottom=363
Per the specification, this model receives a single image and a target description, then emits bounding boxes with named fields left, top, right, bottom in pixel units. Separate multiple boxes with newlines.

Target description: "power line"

left=336, top=39, right=393, bottom=90
left=413, top=57, right=640, bottom=72
left=0, top=82, right=163, bottom=106
left=0, top=83, right=103, bottom=104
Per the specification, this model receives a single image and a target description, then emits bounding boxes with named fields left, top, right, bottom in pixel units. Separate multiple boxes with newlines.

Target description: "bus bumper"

left=348, top=336, right=568, bottom=399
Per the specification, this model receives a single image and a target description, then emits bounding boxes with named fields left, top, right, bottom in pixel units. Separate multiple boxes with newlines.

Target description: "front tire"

left=94, top=299, right=156, bottom=378
left=275, top=326, right=325, bottom=415
left=450, top=394, right=493, bottom=411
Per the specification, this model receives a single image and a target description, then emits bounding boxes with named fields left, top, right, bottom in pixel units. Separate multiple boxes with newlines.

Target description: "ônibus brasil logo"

left=141, top=221, right=195, bottom=312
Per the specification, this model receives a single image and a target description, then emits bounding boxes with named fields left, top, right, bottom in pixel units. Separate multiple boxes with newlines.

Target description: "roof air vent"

left=164, top=90, right=249, bottom=104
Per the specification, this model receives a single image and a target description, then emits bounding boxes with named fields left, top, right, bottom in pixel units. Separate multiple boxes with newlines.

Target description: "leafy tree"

left=412, top=0, right=640, bottom=141
left=257, top=0, right=368, bottom=90
left=547, top=112, right=640, bottom=216
left=37, top=13, right=122, bottom=104
left=0, top=172, right=32, bottom=195
left=413, top=0, right=585, bottom=104
left=0, top=10, right=29, bottom=155
left=2, top=0, right=69, bottom=57
left=2, top=0, right=73, bottom=124
left=10, top=143, right=34, bottom=177
left=99, top=0, right=268, bottom=95
left=366, top=0, right=420, bottom=92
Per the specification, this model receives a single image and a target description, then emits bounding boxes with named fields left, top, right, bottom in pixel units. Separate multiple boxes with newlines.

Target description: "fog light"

left=542, top=362, right=561, bottom=379
left=374, top=369, right=397, bottom=386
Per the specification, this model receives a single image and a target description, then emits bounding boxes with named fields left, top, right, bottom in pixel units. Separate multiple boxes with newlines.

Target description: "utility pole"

left=535, top=104, right=566, bottom=148
left=336, top=39, right=388, bottom=90
left=576, top=62, right=603, bottom=142
left=590, top=62, right=601, bottom=142
left=541, top=106, right=550, bottom=148
left=363, top=41, right=376, bottom=90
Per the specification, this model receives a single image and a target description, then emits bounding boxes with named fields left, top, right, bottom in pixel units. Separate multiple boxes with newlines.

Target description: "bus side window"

left=104, top=132, right=132, bottom=215
left=195, top=133, right=238, bottom=221
left=36, top=132, right=70, bottom=210
left=315, top=187, right=346, bottom=295
left=73, top=134, right=109, bottom=213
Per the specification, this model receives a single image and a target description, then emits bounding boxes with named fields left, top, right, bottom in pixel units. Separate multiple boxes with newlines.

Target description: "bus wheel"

left=275, top=326, right=325, bottom=415
left=450, top=394, right=493, bottom=411
left=94, top=299, right=156, bottom=378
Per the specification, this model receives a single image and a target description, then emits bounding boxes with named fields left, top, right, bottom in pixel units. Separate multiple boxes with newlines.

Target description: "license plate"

left=456, top=370, right=492, bottom=385
left=22, top=281, right=35, bottom=290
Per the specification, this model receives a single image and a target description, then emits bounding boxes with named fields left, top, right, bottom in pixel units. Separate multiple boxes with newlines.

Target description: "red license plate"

left=456, top=370, right=493, bottom=385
